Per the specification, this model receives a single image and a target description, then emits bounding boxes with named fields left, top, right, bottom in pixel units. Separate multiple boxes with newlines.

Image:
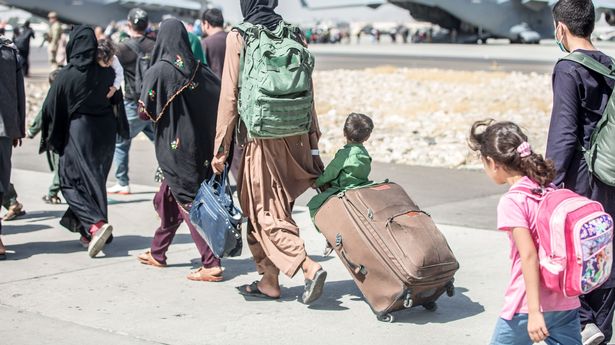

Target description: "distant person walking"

left=41, top=26, right=127, bottom=258
left=201, top=8, right=227, bottom=79
left=0, top=36, right=26, bottom=260
left=14, top=21, right=35, bottom=77
left=110, top=8, right=156, bottom=195
left=546, top=1, right=615, bottom=344
left=136, top=19, right=223, bottom=282
left=46, top=12, right=63, bottom=69
left=212, top=0, right=326, bottom=303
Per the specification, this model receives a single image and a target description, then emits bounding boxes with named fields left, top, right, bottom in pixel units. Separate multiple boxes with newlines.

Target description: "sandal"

left=42, top=195, right=62, bottom=204
left=237, top=281, right=280, bottom=300
left=137, top=250, right=166, bottom=268
left=302, top=269, right=327, bottom=304
left=3, top=203, right=25, bottom=221
left=186, top=267, right=223, bottom=282
left=0, top=252, right=5, bottom=261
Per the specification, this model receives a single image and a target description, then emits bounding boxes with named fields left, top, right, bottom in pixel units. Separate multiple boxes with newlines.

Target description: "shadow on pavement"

left=6, top=209, right=65, bottom=223
left=107, top=198, right=152, bottom=206
left=2, top=223, right=52, bottom=235
left=102, top=234, right=194, bottom=258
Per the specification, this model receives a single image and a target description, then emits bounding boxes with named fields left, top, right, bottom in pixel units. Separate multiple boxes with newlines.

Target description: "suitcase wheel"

left=423, top=301, right=438, bottom=312
left=377, top=313, right=395, bottom=323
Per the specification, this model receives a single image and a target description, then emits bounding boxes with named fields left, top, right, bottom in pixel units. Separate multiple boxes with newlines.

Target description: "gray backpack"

left=561, top=52, right=615, bottom=187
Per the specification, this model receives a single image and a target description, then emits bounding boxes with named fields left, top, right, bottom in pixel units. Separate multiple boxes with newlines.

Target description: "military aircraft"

left=0, top=0, right=209, bottom=27
left=301, top=0, right=615, bottom=43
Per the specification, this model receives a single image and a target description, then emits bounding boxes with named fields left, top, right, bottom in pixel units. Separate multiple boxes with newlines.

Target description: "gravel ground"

left=25, top=67, right=553, bottom=169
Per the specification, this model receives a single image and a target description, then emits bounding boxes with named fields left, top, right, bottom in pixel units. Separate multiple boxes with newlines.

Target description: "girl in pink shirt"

left=468, top=120, right=581, bottom=345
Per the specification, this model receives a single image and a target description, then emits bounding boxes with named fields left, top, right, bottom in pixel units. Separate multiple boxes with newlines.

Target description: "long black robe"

left=139, top=19, right=220, bottom=206
left=41, top=26, right=122, bottom=237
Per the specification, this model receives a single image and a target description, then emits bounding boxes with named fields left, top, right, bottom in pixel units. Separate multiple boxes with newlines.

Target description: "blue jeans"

left=490, top=310, right=581, bottom=345
left=113, top=100, right=155, bottom=186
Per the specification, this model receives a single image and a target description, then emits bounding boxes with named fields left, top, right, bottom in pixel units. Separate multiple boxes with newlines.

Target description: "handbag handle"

left=208, top=164, right=233, bottom=203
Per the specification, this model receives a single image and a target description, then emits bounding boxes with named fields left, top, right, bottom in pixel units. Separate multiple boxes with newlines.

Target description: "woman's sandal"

left=237, top=281, right=280, bottom=300
left=302, top=269, right=328, bottom=304
left=3, top=203, right=25, bottom=221
left=137, top=250, right=166, bottom=268
left=186, top=267, right=224, bottom=282
left=42, top=195, right=62, bottom=204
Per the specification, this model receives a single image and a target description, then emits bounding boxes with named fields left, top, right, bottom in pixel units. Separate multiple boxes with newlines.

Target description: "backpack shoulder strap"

left=508, top=185, right=546, bottom=201
left=124, top=38, right=143, bottom=56
left=561, top=52, right=615, bottom=80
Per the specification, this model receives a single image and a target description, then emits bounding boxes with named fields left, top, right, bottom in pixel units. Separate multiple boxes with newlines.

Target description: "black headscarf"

left=138, top=19, right=221, bottom=206
left=139, top=18, right=198, bottom=121
left=41, top=25, right=127, bottom=154
left=40, top=26, right=98, bottom=154
left=240, top=0, right=283, bottom=31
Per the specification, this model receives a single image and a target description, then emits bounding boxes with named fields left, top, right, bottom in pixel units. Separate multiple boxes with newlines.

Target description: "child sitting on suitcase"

left=308, top=113, right=374, bottom=218
left=468, top=119, right=582, bottom=345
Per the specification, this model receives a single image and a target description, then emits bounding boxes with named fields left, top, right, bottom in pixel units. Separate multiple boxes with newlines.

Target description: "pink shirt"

left=497, top=177, right=580, bottom=320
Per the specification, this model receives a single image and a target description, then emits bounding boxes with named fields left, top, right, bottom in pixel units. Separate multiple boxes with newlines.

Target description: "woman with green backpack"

left=212, top=0, right=327, bottom=304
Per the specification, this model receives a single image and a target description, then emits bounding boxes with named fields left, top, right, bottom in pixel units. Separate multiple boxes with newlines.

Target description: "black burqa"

left=240, top=0, right=283, bottom=30
left=139, top=19, right=221, bottom=206
left=41, top=25, right=123, bottom=238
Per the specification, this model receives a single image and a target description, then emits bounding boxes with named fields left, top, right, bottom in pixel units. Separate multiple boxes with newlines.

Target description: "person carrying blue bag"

left=135, top=19, right=224, bottom=283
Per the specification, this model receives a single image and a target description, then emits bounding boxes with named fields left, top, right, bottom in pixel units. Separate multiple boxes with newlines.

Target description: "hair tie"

left=517, top=142, right=532, bottom=158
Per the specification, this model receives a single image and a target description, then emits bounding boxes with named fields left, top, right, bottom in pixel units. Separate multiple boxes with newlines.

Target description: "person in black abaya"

left=136, top=19, right=224, bottom=282
left=41, top=25, right=128, bottom=258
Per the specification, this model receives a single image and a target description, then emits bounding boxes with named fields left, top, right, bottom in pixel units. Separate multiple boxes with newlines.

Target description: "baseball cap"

left=128, top=8, right=148, bottom=30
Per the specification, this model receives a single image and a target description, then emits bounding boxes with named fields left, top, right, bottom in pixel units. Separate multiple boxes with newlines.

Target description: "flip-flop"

left=186, top=267, right=224, bottom=282
left=237, top=281, right=280, bottom=300
left=137, top=250, right=166, bottom=268
left=302, top=269, right=327, bottom=304
left=3, top=209, right=26, bottom=221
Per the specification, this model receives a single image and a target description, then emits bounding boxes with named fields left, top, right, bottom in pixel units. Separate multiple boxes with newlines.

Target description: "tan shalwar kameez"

left=214, top=31, right=322, bottom=278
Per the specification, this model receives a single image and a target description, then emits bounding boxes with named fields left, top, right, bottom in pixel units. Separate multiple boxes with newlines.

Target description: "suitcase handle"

left=335, top=234, right=367, bottom=276
left=340, top=249, right=367, bottom=276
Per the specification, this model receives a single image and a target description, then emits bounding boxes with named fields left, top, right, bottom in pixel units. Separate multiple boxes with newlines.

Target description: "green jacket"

left=308, top=144, right=372, bottom=217
left=188, top=32, right=206, bottom=64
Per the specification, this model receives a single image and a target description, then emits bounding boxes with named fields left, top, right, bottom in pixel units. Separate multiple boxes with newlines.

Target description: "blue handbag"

left=189, top=166, right=243, bottom=258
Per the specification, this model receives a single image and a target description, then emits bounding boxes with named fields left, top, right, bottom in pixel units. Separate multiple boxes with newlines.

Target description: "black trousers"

left=580, top=287, right=615, bottom=344
left=0, top=138, right=12, bottom=235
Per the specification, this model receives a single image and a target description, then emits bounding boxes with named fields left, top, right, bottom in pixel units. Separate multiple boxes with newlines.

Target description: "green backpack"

left=561, top=52, right=615, bottom=186
left=234, top=21, right=315, bottom=139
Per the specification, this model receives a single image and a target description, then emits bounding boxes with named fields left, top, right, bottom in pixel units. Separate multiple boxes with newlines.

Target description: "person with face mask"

left=212, top=0, right=327, bottom=303
left=546, top=1, right=615, bottom=345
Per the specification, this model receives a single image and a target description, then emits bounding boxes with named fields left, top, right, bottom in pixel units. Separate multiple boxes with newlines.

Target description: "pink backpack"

left=511, top=186, right=614, bottom=297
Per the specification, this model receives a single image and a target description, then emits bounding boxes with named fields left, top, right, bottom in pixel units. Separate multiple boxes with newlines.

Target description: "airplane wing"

left=300, top=0, right=386, bottom=10
left=117, top=0, right=202, bottom=12
left=594, top=0, right=615, bottom=10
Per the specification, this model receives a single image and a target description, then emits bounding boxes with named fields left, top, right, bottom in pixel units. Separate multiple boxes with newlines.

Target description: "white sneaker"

left=88, top=224, right=113, bottom=258
left=107, top=184, right=131, bottom=195
left=582, top=323, right=605, bottom=345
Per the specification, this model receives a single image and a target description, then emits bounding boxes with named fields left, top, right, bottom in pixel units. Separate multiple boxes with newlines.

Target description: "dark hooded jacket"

left=40, top=26, right=128, bottom=155
left=139, top=19, right=221, bottom=206
left=0, top=37, right=26, bottom=140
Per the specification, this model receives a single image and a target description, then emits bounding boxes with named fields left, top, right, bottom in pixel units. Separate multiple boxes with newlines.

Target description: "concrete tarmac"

left=0, top=169, right=507, bottom=345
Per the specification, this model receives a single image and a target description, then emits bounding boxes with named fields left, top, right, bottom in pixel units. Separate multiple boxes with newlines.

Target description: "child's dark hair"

left=344, top=113, right=374, bottom=143
left=553, top=0, right=595, bottom=38
left=468, top=120, right=556, bottom=187
left=97, top=39, right=116, bottom=64
left=48, top=69, right=61, bottom=84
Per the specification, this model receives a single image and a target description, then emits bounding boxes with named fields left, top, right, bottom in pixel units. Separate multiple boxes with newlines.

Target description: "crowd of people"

left=0, top=0, right=614, bottom=344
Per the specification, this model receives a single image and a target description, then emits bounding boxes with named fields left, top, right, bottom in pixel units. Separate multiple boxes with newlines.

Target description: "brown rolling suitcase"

left=314, top=182, right=459, bottom=322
